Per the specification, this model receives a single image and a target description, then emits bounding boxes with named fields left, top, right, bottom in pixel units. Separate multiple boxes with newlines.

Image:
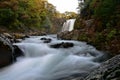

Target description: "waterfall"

left=62, top=19, right=76, bottom=32
left=0, top=35, right=104, bottom=80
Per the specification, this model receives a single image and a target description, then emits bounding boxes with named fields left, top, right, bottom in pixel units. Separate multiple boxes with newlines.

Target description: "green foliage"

left=95, top=32, right=105, bottom=43
left=63, top=11, right=77, bottom=19
left=0, top=0, right=60, bottom=32
left=78, top=34, right=88, bottom=41
left=94, top=0, right=116, bottom=19
left=107, top=29, right=117, bottom=40
left=75, top=0, right=120, bottom=54
left=0, top=8, right=14, bottom=26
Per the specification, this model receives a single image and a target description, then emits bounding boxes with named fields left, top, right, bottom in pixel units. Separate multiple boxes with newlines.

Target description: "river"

left=0, top=34, right=105, bottom=80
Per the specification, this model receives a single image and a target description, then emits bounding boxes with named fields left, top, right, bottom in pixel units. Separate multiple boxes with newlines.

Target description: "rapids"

left=0, top=35, right=104, bottom=80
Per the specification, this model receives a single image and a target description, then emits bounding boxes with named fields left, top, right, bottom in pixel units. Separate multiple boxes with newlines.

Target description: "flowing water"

left=62, top=19, right=76, bottom=32
left=0, top=35, right=105, bottom=80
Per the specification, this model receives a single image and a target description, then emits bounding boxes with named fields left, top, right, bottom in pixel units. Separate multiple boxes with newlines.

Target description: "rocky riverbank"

left=60, top=0, right=120, bottom=56
left=0, top=34, right=14, bottom=68
left=0, top=32, right=120, bottom=80
left=0, top=32, right=46, bottom=68
left=63, top=54, right=120, bottom=80
left=57, top=25, right=120, bottom=56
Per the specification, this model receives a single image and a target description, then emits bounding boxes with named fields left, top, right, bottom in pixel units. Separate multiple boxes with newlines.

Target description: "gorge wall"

left=58, top=0, right=120, bottom=55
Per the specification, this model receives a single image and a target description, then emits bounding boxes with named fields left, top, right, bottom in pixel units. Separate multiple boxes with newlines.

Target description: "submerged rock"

left=50, top=42, right=74, bottom=48
left=0, top=34, right=14, bottom=68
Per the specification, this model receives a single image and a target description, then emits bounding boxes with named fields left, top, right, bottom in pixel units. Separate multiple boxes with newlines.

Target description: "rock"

left=67, top=55, right=120, bottom=80
left=13, top=33, right=29, bottom=39
left=40, top=37, right=48, bottom=40
left=13, top=45, right=24, bottom=57
left=57, top=31, right=71, bottom=40
left=57, top=30, right=80, bottom=40
left=50, top=42, right=74, bottom=48
left=0, top=34, right=14, bottom=68
left=24, top=35, right=30, bottom=38
left=40, top=37, right=52, bottom=43
left=85, top=54, right=120, bottom=80
left=43, top=39, right=52, bottom=43
left=13, top=39, right=22, bottom=43
left=29, top=31, right=46, bottom=36
left=3, top=33, right=13, bottom=39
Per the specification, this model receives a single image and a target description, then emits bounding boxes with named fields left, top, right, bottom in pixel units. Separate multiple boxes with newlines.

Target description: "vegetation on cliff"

left=74, top=0, right=120, bottom=55
left=0, top=0, right=56, bottom=33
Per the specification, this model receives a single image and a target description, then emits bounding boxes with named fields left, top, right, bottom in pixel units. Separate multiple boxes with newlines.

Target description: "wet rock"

left=85, top=54, right=120, bottom=80
left=40, top=37, right=48, bottom=40
left=13, top=45, right=24, bottom=57
left=40, top=37, right=52, bottom=43
left=43, top=39, right=52, bottom=43
left=0, top=34, right=14, bottom=68
left=50, top=42, right=74, bottom=48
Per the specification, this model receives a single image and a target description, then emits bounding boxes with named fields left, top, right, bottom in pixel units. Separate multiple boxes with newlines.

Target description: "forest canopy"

left=0, top=0, right=58, bottom=32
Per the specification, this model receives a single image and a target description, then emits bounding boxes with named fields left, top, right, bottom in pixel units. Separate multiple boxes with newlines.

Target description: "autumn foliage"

left=74, top=0, right=120, bottom=55
left=0, top=0, right=64, bottom=33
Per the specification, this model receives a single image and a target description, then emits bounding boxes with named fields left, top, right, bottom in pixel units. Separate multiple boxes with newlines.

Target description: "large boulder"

left=57, top=30, right=81, bottom=40
left=85, top=54, right=120, bottom=80
left=0, top=34, right=14, bottom=68
left=66, top=54, right=120, bottom=80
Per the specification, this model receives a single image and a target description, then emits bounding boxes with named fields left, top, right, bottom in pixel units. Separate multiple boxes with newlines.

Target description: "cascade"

left=62, top=19, right=76, bottom=32
left=0, top=35, right=105, bottom=80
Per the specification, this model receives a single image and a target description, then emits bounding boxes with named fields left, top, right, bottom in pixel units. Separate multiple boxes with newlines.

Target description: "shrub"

left=0, top=8, right=14, bottom=27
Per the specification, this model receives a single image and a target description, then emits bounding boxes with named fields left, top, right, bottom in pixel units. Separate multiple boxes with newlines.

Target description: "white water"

left=62, top=19, right=76, bottom=32
left=0, top=35, right=103, bottom=80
